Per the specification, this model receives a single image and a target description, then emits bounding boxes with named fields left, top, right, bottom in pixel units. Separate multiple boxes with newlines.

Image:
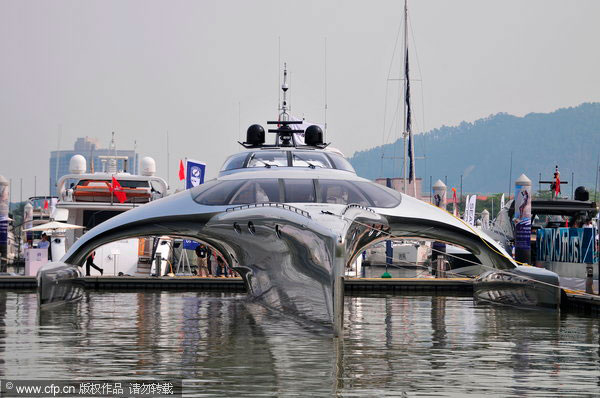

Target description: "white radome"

left=69, top=155, right=87, bottom=174
left=140, top=157, right=156, bottom=176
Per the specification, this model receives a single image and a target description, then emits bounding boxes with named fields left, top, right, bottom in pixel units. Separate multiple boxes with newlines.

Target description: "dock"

left=562, top=290, right=600, bottom=316
left=0, top=275, right=474, bottom=292
left=3, top=275, right=600, bottom=315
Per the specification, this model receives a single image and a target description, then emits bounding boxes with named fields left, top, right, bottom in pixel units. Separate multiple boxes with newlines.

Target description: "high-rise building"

left=49, top=137, right=137, bottom=196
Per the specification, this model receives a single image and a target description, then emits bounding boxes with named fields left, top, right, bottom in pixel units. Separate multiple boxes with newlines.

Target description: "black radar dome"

left=575, top=186, right=589, bottom=201
left=305, top=125, right=324, bottom=146
left=246, top=124, right=265, bottom=146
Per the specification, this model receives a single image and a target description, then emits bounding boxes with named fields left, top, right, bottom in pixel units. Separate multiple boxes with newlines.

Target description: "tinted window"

left=221, top=153, right=248, bottom=171
left=352, top=181, right=401, bottom=208
left=193, top=180, right=245, bottom=205
left=230, top=179, right=281, bottom=205
left=318, top=180, right=370, bottom=206
left=284, top=179, right=316, bottom=203
left=291, top=152, right=332, bottom=168
left=247, top=151, right=288, bottom=168
left=327, top=153, right=355, bottom=172
left=120, top=180, right=150, bottom=188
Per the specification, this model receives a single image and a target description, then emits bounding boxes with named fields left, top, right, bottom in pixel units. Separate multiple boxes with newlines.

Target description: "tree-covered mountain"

left=349, top=103, right=600, bottom=195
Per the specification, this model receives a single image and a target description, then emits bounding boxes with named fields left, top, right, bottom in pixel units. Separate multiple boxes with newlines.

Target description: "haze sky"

left=1, top=0, right=599, bottom=200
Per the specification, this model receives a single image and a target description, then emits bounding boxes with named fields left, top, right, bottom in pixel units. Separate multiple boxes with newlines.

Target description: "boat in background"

left=52, top=134, right=171, bottom=276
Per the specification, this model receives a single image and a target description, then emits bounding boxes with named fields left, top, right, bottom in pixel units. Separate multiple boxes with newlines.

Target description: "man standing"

left=85, top=251, right=104, bottom=276
left=195, top=244, right=210, bottom=277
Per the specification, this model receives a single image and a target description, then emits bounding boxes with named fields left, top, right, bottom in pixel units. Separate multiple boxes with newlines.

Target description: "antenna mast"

left=279, top=63, right=290, bottom=122
left=324, top=37, right=328, bottom=140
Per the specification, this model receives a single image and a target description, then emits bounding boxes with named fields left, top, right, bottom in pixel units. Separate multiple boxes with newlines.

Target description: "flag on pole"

left=110, top=176, right=127, bottom=203
left=405, top=46, right=415, bottom=185
left=179, top=159, right=185, bottom=181
left=451, top=188, right=458, bottom=217
left=43, top=200, right=48, bottom=210
left=554, top=166, right=561, bottom=195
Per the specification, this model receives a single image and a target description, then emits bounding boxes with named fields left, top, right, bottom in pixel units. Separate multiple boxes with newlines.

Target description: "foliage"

left=350, top=103, right=600, bottom=194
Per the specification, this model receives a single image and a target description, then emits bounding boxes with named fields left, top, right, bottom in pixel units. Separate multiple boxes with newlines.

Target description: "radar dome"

left=69, top=155, right=87, bottom=174
left=140, top=157, right=156, bottom=176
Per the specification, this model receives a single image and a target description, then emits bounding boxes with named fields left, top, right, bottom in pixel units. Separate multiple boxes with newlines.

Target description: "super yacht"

left=37, top=68, right=561, bottom=327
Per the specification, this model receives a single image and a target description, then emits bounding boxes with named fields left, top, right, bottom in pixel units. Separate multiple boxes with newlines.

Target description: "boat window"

left=247, top=151, right=289, bottom=168
left=291, top=152, right=332, bottom=168
left=221, top=153, right=248, bottom=172
left=284, top=179, right=316, bottom=203
left=318, top=180, right=370, bottom=206
left=352, top=181, right=401, bottom=208
left=193, top=180, right=245, bottom=205
left=119, top=180, right=150, bottom=188
left=230, top=179, right=281, bottom=205
left=327, top=153, right=356, bottom=173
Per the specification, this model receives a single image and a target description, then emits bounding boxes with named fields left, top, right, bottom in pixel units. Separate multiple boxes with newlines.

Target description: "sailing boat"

left=379, top=0, right=418, bottom=198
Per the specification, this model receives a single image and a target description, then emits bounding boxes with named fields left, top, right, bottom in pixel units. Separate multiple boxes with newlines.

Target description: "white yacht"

left=52, top=135, right=170, bottom=276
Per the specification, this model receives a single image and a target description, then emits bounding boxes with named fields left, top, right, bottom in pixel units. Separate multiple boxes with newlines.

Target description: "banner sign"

left=183, top=239, right=200, bottom=251
left=514, top=220, right=532, bottom=250
left=465, top=195, right=477, bottom=226
left=185, top=159, right=206, bottom=190
left=537, top=227, right=596, bottom=264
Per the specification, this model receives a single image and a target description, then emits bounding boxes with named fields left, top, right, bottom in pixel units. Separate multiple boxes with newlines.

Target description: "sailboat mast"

left=402, top=0, right=408, bottom=194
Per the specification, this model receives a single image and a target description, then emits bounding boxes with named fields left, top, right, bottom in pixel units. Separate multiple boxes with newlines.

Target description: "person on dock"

left=85, top=251, right=104, bottom=276
left=195, top=244, right=210, bottom=277
left=38, top=233, right=50, bottom=249
left=216, top=257, right=228, bottom=278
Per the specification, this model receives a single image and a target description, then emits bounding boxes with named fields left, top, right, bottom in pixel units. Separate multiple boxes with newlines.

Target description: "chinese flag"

left=110, top=176, right=127, bottom=203
left=451, top=188, right=458, bottom=217
left=43, top=200, right=48, bottom=210
left=179, top=160, right=185, bottom=181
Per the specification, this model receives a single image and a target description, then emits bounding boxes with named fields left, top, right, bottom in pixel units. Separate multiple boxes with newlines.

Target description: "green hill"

left=349, top=103, right=600, bottom=194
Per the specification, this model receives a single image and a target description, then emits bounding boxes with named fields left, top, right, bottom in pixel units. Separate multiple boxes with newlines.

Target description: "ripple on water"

left=0, top=290, right=598, bottom=397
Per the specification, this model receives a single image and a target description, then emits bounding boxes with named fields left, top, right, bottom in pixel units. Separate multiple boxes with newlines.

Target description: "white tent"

left=24, top=221, right=84, bottom=232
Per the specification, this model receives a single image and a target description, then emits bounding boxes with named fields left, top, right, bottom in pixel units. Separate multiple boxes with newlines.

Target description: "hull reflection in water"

left=37, top=262, right=84, bottom=306
left=12, top=291, right=598, bottom=396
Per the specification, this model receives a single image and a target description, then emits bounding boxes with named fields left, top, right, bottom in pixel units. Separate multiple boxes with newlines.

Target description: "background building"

left=49, top=137, right=136, bottom=196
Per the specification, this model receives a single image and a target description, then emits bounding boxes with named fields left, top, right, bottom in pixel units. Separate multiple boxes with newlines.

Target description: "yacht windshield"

left=291, top=152, right=332, bottom=168
left=193, top=178, right=401, bottom=208
left=247, top=151, right=288, bottom=168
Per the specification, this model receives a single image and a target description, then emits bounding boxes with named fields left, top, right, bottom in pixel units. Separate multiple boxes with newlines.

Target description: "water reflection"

left=0, top=291, right=597, bottom=396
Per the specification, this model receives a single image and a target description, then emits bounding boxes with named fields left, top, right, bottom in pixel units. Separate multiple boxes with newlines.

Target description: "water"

left=0, top=290, right=599, bottom=397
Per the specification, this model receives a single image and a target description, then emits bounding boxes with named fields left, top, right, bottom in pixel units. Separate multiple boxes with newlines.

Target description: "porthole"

left=233, top=222, right=242, bottom=234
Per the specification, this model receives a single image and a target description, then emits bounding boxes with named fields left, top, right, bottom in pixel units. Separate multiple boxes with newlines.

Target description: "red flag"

left=43, top=200, right=48, bottom=210
left=554, top=166, right=561, bottom=195
left=110, top=176, right=127, bottom=203
left=179, top=160, right=185, bottom=181
left=451, top=188, right=458, bottom=217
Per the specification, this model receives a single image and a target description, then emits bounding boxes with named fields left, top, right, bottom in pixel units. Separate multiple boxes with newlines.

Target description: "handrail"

left=342, top=203, right=375, bottom=215
left=226, top=202, right=312, bottom=219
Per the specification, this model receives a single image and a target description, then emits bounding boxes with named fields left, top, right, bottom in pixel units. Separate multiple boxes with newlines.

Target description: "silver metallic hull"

left=37, top=172, right=560, bottom=323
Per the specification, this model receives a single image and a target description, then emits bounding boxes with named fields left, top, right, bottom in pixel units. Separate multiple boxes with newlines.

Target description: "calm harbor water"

left=0, top=290, right=599, bottom=397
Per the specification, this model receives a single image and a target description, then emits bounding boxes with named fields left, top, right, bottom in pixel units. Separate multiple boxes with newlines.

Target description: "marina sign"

left=536, top=227, right=596, bottom=264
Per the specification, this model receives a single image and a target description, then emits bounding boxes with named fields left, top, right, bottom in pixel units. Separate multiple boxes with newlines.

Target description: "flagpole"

left=402, top=0, right=408, bottom=194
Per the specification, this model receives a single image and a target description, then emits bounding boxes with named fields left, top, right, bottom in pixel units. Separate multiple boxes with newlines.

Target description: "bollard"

left=333, top=275, right=344, bottom=338
left=436, top=255, right=446, bottom=278
left=586, top=265, right=594, bottom=294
